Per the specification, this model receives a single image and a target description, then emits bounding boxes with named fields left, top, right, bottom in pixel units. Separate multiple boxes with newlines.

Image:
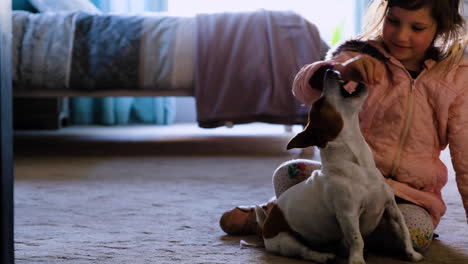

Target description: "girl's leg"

left=398, top=203, right=434, bottom=252
left=365, top=202, right=434, bottom=253
left=219, top=159, right=321, bottom=235
left=272, top=159, right=321, bottom=197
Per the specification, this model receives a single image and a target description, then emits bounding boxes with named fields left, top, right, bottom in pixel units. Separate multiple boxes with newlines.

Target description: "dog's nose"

left=324, top=69, right=341, bottom=80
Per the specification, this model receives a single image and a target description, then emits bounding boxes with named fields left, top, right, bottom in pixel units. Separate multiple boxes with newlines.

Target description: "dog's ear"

left=287, top=97, right=343, bottom=149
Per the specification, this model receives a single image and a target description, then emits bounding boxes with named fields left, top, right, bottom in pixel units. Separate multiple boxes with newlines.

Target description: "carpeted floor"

left=13, top=123, right=468, bottom=264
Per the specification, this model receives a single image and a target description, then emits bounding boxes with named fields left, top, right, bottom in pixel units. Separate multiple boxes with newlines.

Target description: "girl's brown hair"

left=359, top=0, right=467, bottom=73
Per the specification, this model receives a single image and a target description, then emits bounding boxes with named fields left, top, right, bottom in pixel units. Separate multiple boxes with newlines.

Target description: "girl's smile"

left=390, top=42, right=411, bottom=51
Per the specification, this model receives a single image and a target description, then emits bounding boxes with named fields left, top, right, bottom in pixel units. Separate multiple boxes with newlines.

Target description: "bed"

left=12, top=9, right=328, bottom=128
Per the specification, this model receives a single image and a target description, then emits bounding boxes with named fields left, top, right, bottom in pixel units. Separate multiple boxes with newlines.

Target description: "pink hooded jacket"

left=293, top=40, right=468, bottom=228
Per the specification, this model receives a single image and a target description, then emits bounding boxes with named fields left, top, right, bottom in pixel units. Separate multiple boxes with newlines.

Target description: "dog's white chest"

left=276, top=172, right=342, bottom=243
left=277, top=168, right=390, bottom=244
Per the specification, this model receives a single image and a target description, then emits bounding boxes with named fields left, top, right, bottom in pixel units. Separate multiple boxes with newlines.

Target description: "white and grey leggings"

left=272, top=159, right=434, bottom=252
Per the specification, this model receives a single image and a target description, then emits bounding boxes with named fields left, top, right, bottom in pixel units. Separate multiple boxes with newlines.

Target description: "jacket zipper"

left=390, top=72, right=418, bottom=177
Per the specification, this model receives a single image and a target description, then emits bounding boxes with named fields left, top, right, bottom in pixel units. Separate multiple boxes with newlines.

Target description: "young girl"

left=219, top=0, right=468, bottom=252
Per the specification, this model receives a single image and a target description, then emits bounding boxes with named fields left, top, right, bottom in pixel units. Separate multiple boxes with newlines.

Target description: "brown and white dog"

left=255, top=70, right=423, bottom=264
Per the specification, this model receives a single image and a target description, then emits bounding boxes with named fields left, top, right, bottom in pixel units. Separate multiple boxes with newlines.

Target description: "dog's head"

left=287, top=69, right=368, bottom=149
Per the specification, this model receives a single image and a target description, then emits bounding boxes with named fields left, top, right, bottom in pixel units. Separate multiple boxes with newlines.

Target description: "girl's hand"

left=334, top=55, right=384, bottom=85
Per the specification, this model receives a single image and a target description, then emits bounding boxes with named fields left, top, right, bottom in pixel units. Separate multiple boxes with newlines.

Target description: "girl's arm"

left=448, top=88, right=468, bottom=223
left=292, top=61, right=334, bottom=104
left=292, top=51, right=383, bottom=105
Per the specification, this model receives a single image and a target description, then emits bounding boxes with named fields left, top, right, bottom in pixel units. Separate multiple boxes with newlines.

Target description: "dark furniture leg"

left=1, top=0, right=14, bottom=263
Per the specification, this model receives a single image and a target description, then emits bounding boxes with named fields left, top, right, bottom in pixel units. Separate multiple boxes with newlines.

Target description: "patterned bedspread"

left=12, top=10, right=193, bottom=91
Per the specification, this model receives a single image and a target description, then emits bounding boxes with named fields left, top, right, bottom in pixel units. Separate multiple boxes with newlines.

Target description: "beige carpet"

left=13, top=123, right=468, bottom=264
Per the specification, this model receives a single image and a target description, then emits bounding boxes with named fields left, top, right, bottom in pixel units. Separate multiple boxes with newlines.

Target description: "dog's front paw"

left=348, top=256, right=366, bottom=264
left=349, top=259, right=366, bottom=264
left=303, top=252, right=336, bottom=264
left=407, top=251, right=423, bottom=262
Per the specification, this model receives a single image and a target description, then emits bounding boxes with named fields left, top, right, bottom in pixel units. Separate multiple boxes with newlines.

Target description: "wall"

left=168, top=0, right=357, bottom=44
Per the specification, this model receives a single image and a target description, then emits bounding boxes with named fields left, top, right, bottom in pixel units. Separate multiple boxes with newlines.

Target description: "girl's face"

left=382, top=6, right=437, bottom=71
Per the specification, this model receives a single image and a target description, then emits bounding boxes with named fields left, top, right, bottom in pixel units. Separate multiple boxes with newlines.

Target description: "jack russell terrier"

left=255, top=70, right=423, bottom=264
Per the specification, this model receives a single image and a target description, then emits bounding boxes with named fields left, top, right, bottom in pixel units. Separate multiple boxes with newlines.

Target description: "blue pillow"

left=13, top=0, right=38, bottom=12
